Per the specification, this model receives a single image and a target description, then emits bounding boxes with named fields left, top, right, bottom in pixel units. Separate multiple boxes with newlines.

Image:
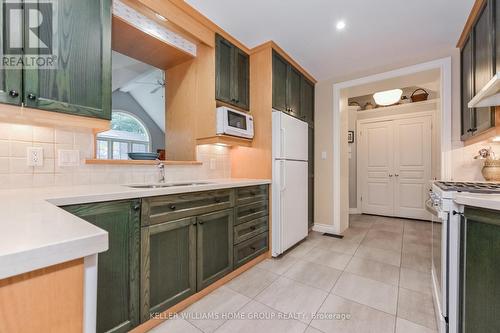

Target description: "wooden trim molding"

left=85, top=159, right=202, bottom=166
left=196, top=135, right=253, bottom=147
left=457, top=0, right=487, bottom=49
left=251, top=41, right=317, bottom=83
left=0, top=259, right=84, bottom=333
left=129, top=252, right=269, bottom=333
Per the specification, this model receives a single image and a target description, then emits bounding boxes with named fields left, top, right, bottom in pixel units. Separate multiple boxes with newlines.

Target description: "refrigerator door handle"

left=280, top=161, right=286, bottom=192
left=280, top=127, right=285, bottom=157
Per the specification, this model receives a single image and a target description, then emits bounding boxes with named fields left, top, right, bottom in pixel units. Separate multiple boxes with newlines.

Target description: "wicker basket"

left=482, top=159, right=500, bottom=181
left=410, top=88, right=429, bottom=103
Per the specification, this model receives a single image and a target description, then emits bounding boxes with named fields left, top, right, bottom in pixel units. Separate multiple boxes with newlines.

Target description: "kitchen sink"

left=127, top=182, right=212, bottom=189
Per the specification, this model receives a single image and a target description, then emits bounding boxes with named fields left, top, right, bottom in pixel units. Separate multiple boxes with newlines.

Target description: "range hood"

left=468, top=73, right=500, bottom=108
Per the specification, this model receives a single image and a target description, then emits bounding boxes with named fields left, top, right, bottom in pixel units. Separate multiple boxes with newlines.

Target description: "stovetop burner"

left=435, top=181, right=500, bottom=193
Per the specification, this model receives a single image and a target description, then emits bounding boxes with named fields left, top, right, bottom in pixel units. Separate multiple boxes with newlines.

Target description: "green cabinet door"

left=23, top=0, right=112, bottom=119
left=272, top=51, right=288, bottom=112
left=286, top=66, right=301, bottom=117
left=301, top=77, right=314, bottom=125
left=0, top=2, right=22, bottom=106
left=63, top=200, right=141, bottom=333
left=196, top=209, right=234, bottom=290
left=461, top=34, right=474, bottom=140
left=140, top=217, right=197, bottom=321
left=472, top=1, right=495, bottom=135
left=461, top=207, right=500, bottom=332
left=232, top=48, right=249, bottom=110
left=215, top=34, right=249, bottom=110
left=216, top=34, right=234, bottom=105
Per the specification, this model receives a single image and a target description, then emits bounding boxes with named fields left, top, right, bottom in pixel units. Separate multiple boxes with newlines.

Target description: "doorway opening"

left=331, top=58, right=452, bottom=234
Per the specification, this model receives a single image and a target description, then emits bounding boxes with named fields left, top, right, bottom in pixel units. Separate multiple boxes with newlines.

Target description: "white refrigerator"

left=272, top=110, right=309, bottom=257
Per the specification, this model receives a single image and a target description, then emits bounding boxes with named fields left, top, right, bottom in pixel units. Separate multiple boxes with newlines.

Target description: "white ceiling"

left=185, top=0, right=474, bottom=81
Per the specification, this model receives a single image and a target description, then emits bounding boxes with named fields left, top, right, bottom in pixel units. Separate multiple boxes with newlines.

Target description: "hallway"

left=150, top=214, right=436, bottom=333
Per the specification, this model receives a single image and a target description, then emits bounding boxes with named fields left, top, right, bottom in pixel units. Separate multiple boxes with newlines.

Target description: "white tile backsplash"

left=451, top=139, right=500, bottom=181
left=0, top=122, right=231, bottom=189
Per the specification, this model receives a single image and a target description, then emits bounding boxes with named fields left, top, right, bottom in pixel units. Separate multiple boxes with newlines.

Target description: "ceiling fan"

left=133, top=78, right=165, bottom=94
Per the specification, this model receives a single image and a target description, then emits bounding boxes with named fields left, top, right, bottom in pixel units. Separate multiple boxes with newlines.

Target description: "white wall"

left=0, top=121, right=230, bottom=189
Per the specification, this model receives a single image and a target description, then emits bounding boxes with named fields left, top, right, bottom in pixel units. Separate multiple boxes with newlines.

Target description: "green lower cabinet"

left=62, top=200, right=141, bottom=333
left=197, top=209, right=234, bottom=290
left=140, top=217, right=197, bottom=322
left=461, top=207, right=500, bottom=332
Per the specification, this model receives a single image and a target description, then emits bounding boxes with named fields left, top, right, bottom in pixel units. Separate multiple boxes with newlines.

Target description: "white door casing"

left=359, top=114, right=432, bottom=220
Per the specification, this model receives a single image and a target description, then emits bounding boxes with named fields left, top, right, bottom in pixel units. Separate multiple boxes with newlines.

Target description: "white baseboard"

left=312, top=223, right=337, bottom=234
left=349, top=208, right=361, bottom=214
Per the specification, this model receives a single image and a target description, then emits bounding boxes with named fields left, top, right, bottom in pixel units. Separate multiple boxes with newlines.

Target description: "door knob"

left=27, top=93, right=37, bottom=100
left=8, top=90, right=19, bottom=98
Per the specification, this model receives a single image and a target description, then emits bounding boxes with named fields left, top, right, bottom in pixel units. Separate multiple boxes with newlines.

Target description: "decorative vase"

left=482, top=159, right=500, bottom=181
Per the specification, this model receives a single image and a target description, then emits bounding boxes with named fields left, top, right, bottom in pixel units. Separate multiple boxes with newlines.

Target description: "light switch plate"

left=58, top=149, right=80, bottom=167
left=27, top=147, right=44, bottom=166
left=321, top=151, right=327, bottom=160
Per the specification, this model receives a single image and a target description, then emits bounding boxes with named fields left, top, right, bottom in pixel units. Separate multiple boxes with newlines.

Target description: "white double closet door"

left=359, top=115, right=432, bottom=220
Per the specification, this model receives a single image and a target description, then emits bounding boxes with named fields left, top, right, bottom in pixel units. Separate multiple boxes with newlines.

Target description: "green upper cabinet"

left=215, top=34, right=249, bottom=110
left=22, top=0, right=112, bottom=119
left=196, top=209, right=234, bottom=290
left=461, top=35, right=474, bottom=140
left=287, top=65, right=301, bottom=118
left=460, top=0, right=496, bottom=140
left=272, top=50, right=315, bottom=123
left=301, top=76, right=315, bottom=126
left=0, top=2, right=22, bottom=106
left=272, top=52, right=288, bottom=112
left=62, top=199, right=141, bottom=333
left=473, top=0, right=495, bottom=134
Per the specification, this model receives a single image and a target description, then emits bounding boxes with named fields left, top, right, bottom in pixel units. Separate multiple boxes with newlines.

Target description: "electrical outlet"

left=27, top=147, right=44, bottom=167
left=210, top=158, right=216, bottom=170
left=58, top=149, right=80, bottom=167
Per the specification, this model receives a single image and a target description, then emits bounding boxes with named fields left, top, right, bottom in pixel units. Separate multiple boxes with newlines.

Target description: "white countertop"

left=0, top=179, right=271, bottom=280
left=454, top=193, right=500, bottom=211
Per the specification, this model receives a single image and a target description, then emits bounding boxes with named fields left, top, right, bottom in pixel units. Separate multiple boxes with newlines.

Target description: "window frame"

left=96, top=110, right=152, bottom=160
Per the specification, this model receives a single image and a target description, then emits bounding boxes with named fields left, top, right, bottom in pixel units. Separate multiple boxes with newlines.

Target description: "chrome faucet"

left=157, top=162, right=165, bottom=183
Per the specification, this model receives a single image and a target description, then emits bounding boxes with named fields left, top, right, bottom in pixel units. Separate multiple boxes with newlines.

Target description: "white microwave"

left=216, top=106, right=254, bottom=139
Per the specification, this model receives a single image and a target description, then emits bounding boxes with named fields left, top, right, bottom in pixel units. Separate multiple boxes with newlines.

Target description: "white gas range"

left=429, top=181, right=500, bottom=333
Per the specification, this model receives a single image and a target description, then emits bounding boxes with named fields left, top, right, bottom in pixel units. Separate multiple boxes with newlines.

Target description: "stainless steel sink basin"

left=127, top=182, right=211, bottom=189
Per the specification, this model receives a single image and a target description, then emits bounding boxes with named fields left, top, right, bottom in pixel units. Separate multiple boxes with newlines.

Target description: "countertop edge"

left=0, top=179, right=271, bottom=280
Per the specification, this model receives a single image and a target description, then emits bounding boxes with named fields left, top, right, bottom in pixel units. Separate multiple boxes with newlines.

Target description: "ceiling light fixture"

left=155, top=12, right=168, bottom=22
left=373, top=89, right=403, bottom=106
left=336, top=21, right=346, bottom=30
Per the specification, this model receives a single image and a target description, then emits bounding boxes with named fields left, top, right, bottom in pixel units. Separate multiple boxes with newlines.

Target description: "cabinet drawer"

left=235, top=200, right=268, bottom=225
left=142, top=190, right=235, bottom=226
left=233, top=232, right=268, bottom=269
left=234, top=216, right=268, bottom=245
left=236, top=185, right=268, bottom=205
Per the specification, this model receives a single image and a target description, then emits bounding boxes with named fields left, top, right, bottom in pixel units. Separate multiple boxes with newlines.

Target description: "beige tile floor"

left=149, top=214, right=437, bottom=333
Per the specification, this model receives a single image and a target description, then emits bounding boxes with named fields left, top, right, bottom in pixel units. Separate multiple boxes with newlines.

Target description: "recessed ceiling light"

left=155, top=13, right=167, bottom=22
left=336, top=21, right=346, bottom=30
